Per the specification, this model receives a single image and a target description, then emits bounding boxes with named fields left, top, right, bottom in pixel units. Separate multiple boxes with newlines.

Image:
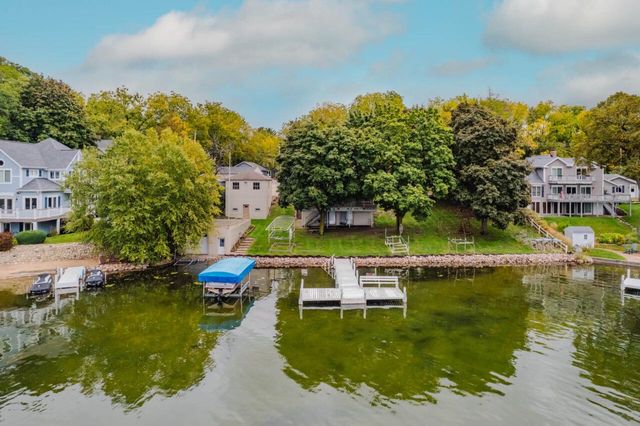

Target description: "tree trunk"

left=319, top=209, right=326, bottom=236
left=480, top=218, right=488, bottom=235
left=395, top=211, right=405, bottom=235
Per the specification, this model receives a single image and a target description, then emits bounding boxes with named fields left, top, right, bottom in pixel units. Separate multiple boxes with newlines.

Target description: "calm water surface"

left=1, top=264, right=640, bottom=425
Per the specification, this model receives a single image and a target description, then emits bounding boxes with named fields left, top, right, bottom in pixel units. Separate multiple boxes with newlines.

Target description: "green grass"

left=44, top=232, right=87, bottom=244
left=543, top=216, right=632, bottom=236
left=248, top=204, right=534, bottom=256
left=620, top=203, right=640, bottom=229
left=585, top=248, right=626, bottom=261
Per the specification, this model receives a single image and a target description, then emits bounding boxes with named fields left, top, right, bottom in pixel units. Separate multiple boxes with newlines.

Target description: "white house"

left=564, top=226, right=595, bottom=250
left=217, top=162, right=276, bottom=220
left=187, top=218, right=251, bottom=256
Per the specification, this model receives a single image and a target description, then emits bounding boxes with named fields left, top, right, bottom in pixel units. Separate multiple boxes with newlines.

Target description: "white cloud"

left=70, top=0, right=400, bottom=127
left=559, top=53, right=640, bottom=105
left=430, top=57, right=496, bottom=77
left=485, top=0, right=640, bottom=54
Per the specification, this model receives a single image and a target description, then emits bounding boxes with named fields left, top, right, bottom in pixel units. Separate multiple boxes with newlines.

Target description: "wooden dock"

left=299, top=258, right=407, bottom=318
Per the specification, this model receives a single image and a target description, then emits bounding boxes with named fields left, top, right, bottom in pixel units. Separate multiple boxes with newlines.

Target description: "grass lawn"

left=44, top=232, right=87, bottom=244
left=543, top=216, right=632, bottom=236
left=248, top=204, right=534, bottom=256
left=620, top=203, right=640, bottom=229
left=585, top=248, right=626, bottom=261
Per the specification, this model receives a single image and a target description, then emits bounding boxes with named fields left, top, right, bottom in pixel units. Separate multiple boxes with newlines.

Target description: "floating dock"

left=298, top=257, right=407, bottom=318
left=621, top=268, right=640, bottom=299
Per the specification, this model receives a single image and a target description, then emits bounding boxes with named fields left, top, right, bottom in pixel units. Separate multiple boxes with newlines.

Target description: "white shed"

left=564, top=226, right=595, bottom=249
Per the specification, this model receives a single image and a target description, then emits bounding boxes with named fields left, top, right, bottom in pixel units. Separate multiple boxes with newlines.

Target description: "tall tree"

left=452, top=103, right=530, bottom=234
left=86, top=87, right=146, bottom=139
left=574, top=92, right=640, bottom=182
left=277, top=118, right=358, bottom=235
left=349, top=92, right=455, bottom=233
left=0, top=57, right=33, bottom=138
left=9, top=75, right=94, bottom=148
left=65, top=129, right=221, bottom=263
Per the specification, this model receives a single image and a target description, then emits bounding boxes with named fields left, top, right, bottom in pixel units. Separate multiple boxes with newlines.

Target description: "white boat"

left=621, top=269, right=640, bottom=297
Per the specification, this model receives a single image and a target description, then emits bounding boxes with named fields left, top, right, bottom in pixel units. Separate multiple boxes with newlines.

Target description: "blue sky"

left=2, top=0, right=640, bottom=128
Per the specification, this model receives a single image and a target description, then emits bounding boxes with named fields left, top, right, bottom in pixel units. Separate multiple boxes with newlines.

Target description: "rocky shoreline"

left=204, top=253, right=580, bottom=269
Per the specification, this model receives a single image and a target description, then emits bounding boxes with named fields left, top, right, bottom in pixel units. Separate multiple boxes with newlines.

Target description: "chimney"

left=550, top=150, right=557, bottom=157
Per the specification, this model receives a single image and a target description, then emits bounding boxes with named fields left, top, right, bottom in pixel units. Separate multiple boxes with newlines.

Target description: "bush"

left=0, top=232, right=14, bottom=251
left=15, top=230, right=47, bottom=245
left=598, top=232, right=626, bottom=245
left=626, top=233, right=640, bottom=244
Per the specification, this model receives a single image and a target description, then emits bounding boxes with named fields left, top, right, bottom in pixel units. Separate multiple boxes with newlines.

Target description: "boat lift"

left=198, top=257, right=256, bottom=300
left=621, top=269, right=640, bottom=302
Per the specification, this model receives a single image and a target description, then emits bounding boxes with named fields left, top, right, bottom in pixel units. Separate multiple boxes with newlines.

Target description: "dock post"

left=340, top=307, right=343, bottom=320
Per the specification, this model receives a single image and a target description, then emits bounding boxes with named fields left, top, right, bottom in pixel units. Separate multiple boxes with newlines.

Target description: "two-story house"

left=526, top=153, right=638, bottom=217
left=217, top=162, right=276, bottom=219
left=0, top=138, right=81, bottom=234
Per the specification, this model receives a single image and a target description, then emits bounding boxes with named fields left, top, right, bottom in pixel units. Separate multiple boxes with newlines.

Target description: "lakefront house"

left=526, top=152, right=638, bottom=217
left=217, top=161, right=276, bottom=220
left=0, top=138, right=81, bottom=234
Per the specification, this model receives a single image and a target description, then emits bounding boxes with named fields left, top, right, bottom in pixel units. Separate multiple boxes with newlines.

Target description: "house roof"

left=527, top=155, right=574, bottom=168
left=605, top=173, right=637, bottom=184
left=0, top=138, right=79, bottom=169
left=236, top=161, right=270, bottom=173
left=564, top=226, right=594, bottom=235
left=18, top=178, right=62, bottom=192
left=217, top=161, right=271, bottom=177
left=96, top=139, right=114, bottom=153
left=225, top=170, right=272, bottom=181
left=526, top=170, right=544, bottom=184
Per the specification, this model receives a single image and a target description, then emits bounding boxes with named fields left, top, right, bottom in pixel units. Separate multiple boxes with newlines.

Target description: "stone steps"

left=231, top=237, right=255, bottom=255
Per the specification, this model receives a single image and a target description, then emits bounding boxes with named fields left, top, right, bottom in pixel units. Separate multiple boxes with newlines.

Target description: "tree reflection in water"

left=275, top=267, right=529, bottom=405
left=0, top=272, right=218, bottom=409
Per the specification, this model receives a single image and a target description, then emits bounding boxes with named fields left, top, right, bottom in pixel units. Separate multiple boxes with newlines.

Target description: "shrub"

left=0, top=232, right=14, bottom=251
left=626, top=233, right=640, bottom=244
left=598, top=232, right=626, bottom=245
left=15, top=230, right=47, bottom=245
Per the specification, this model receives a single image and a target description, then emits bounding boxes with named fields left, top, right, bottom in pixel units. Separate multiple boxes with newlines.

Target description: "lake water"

left=1, top=264, right=640, bottom=425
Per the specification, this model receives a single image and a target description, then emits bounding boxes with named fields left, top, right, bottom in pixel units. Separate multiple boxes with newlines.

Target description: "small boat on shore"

left=85, top=269, right=106, bottom=288
left=27, top=274, right=53, bottom=298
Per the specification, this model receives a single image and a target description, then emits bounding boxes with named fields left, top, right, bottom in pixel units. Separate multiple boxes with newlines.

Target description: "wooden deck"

left=299, top=258, right=407, bottom=318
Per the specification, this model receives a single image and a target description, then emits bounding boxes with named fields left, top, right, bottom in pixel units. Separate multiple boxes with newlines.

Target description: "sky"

left=1, top=0, right=640, bottom=129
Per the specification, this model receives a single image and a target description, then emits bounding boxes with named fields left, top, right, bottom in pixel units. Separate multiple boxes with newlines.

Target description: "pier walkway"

left=299, top=257, right=407, bottom=318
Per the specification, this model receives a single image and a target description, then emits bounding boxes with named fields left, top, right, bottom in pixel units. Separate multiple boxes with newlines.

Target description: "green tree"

left=277, top=118, right=358, bottom=235
left=86, top=87, right=146, bottom=139
left=66, top=129, right=221, bottom=263
left=350, top=92, right=455, bottom=233
left=452, top=103, right=530, bottom=234
left=574, top=92, right=640, bottom=182
left=0, top=57, right=33, bottom=137
left=8, top=75, right=94, bottom=148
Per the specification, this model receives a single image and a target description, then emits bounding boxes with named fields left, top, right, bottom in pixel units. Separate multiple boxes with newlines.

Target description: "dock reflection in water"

left=0, top=265, right=638, bottom=425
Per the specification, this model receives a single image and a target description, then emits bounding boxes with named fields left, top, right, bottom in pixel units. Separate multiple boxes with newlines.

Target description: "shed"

left=563, top=226, right=595, bottom=249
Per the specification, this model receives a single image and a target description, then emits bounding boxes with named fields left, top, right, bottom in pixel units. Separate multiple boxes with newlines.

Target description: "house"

left=187, top=218, right=251, bottom=256
left=0, top=138, right=81, bottom=234
left=526, top=152, right=638, bottom=217
left=299, top=201, right=376, bottom=229
left=96, top=139, right=114, bottom=153
left=217, top=162, right=276, bottom=220
left=564, top=226, right=595, bottom=249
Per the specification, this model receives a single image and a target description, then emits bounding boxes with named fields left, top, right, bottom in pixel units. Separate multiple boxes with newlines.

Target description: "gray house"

left=526, top=153, right=638, bottom=217
left=217, top=162, right=276, bottom=219
left=0, top=138, right=81, bottom=234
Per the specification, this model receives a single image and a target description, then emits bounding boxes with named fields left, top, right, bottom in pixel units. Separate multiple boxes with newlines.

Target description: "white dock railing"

left=359, top=276, right=400, bottom=288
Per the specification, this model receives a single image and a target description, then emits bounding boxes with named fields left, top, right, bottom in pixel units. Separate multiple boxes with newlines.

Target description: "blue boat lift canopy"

left=198, top=258, right=256, bottom=284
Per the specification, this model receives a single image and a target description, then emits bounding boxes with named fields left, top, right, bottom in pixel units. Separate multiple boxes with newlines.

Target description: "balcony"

left=0, top=207, right=71, bottom=221
left=547, top=194, right=631, bottom=202
left=548, top=175, right=593, bottom=184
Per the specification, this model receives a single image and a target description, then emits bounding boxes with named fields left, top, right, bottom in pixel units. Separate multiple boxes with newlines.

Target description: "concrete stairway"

left=231, top=237, right=255, bottom=255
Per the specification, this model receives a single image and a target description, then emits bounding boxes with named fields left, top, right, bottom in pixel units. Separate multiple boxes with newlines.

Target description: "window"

left=49, top=171, right=61, bottom=180
left=584, top=234, right=588, bottom=240
left=551, top=167, right=563, bottom=178
left=0, top=160, right=3, bottom=166
left=39, top=169, right=43, bottom=177
left=576, top=167, right=588, bottom=177
left=531, top=186, right=542, bottom=197
left=255, top=207, right=261, bottom=211
left=232, top=207, right=238, bottom=211
left=45, top=196, right=59, bottom=208
left=232, top=182, right=240, bottom=190
left=551, top=186, right=562, bottom=195
left=580, top=187, right=592, bottom=196
left=24, top=197, right=37, bottom=210
left=219, top=238, right=225, bottom=247
left=566, top=186, right=577, bottom=195
left=253, top=182, right=260, bottom=190
left=0, top=169, right=10, bottom=183
left=0, top=198, right=12, bottom=211
left=583, top=203, right=592, bottom=214
left=614, top=185, right=625, bottom=193
left=24, top=223, right=32, bottom=231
